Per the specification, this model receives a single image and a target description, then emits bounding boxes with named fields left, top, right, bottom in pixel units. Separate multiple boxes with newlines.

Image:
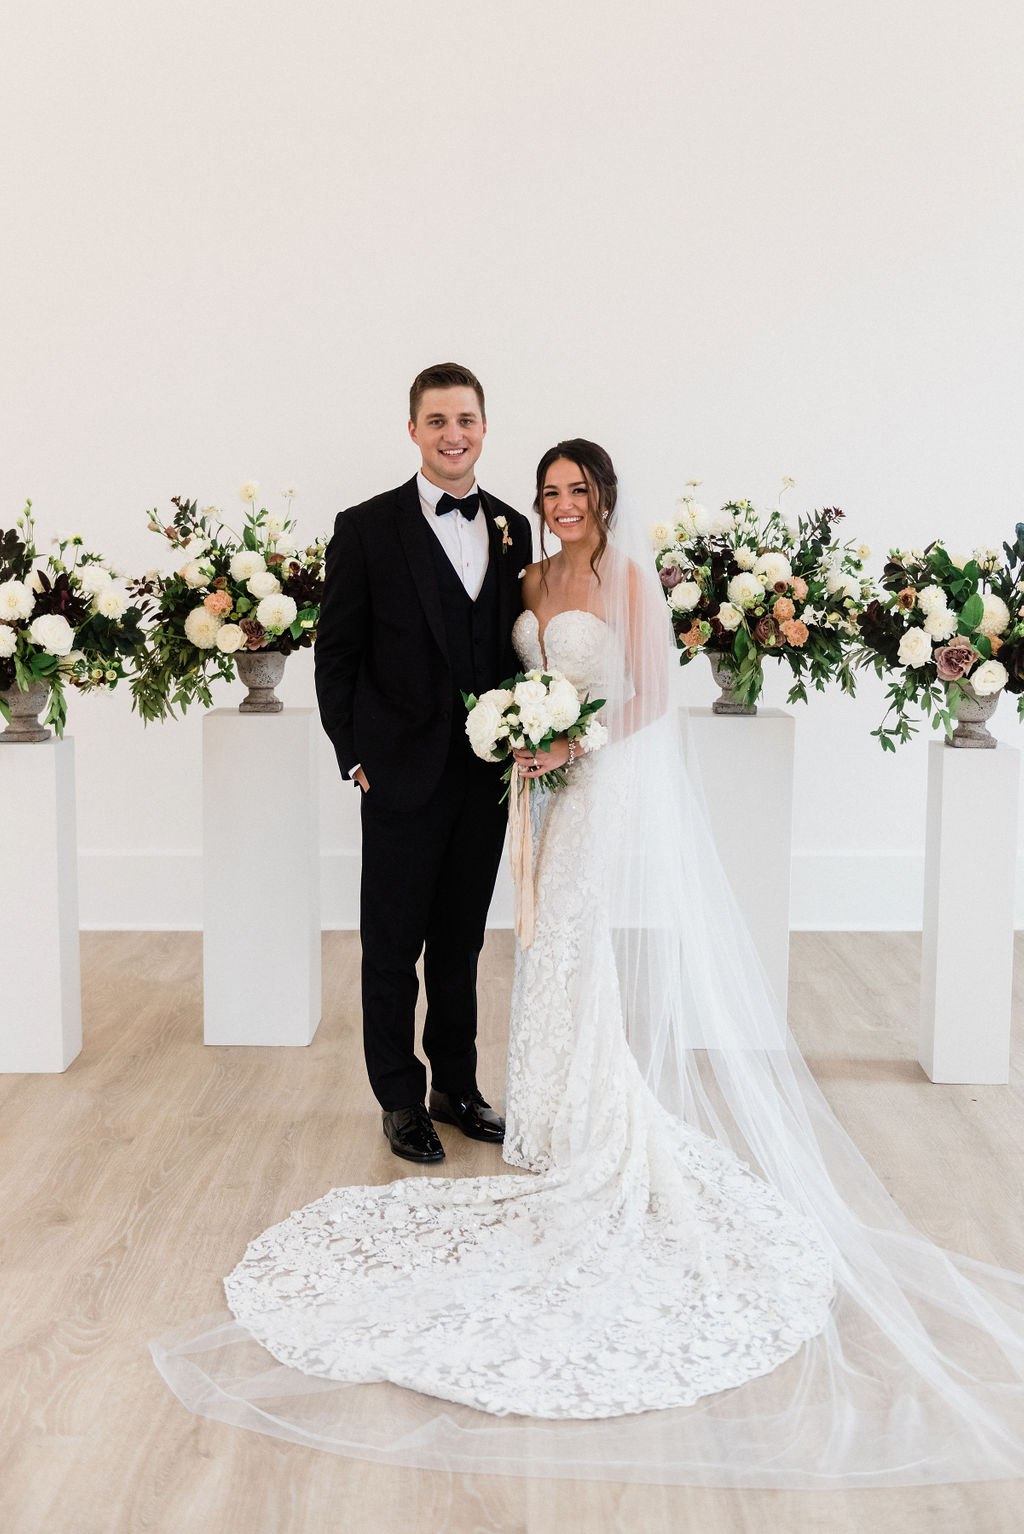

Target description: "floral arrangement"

left=130, top=484, right=325, bottom=722
left=651, top=482, right=872, bottom=709
left=856, top=532, right=1024, bottom=749
left=464, top=669, right=607, bottom=793
left=0, top=503, right=146, bottom=735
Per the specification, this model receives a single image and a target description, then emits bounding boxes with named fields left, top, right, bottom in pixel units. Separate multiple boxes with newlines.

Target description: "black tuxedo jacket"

left=315, top=476, right=533, bottom=810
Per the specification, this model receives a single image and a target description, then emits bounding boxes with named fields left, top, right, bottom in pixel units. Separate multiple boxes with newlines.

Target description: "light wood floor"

left=1, top=931, right=1022, bottom=1534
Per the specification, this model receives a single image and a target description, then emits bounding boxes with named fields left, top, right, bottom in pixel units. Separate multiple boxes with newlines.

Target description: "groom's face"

left=408, top=387, right=486, bottom=495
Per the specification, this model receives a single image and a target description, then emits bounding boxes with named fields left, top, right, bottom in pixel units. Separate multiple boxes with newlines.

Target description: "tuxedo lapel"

left=394, top=476, right=449, bottom=661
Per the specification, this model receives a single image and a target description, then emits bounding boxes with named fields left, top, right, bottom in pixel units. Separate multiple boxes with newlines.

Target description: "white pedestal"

left=0, top=738, right=82, bottom=1072
left=681, top=708, right=795, bottom=1016
left=203, top=709, right=321, bottom=1046
left=919, top=740, right=1018, bottom=1083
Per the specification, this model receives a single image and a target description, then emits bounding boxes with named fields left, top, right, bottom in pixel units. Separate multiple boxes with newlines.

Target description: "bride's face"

left=541, top=459, right=598, bottom=548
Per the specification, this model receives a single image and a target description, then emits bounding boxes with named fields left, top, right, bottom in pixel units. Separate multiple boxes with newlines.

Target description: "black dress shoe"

left=428, top=1088, right=505, bottom=1143
left=382, top=1104, right=445, bottom=1163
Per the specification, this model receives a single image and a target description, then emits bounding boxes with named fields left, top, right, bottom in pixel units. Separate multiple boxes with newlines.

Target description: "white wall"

left=2, top=0, right=1023, bottom=928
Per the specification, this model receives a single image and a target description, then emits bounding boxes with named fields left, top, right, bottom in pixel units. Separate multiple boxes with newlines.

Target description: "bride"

left=154, top=441, right=1024, bottom=1486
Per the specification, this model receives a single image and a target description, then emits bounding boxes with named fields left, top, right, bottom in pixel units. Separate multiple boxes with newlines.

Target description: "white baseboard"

left=76, top=848, right=1022, bottom=932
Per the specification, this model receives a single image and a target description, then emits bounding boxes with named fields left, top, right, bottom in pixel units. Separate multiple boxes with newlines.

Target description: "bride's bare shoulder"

left=520, top=560, right=549, bottom=606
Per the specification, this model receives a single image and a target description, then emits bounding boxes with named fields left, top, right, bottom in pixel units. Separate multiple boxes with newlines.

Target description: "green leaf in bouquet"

left=959, top=592, right=984, bottom=630
left=733, top=627, right=750, bottom=663
left=974, top=634, right=992, bottom=660
left=461, top=690, right=478, bottom=709
left=962, top=560, right=981, bottom=583
left=242, top=525, right=258, bottom=552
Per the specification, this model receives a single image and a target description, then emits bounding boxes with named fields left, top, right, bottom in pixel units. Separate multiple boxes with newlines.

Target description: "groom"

left=315, top=363, right=533, bottom=1162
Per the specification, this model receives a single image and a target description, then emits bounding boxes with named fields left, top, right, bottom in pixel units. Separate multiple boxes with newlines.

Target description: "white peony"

left=0, top=625, right=16, bottom=658
left=582, top=717, right=609, bottom=752
left=969, top=658, right=1008, bottom=696
left=77, top=564, right=113, bottom=596
left=649, top=522, right=674, bottom=551
left=753, top=552, right=792, bottom=585
left=477, top=686, right=514, bottom=713
left=28, top=612, right=75, bottom=656
left=727, top=572, right=763, bottom=609
left=917, top=584, right=948, bottom=617
left=229, top=550, right=266, bottom=582
left=255, top=593, right=298, bottom=630
left=519, top=701, right=554, bottom=744
left=247, top=570, right=281, bottom=599
left=669, top=581, right=701, bottom=613
left=978, top=594, right=1011, bottom=637
left=184, top=606, right=225, bottom=649
left=215, top=623, right=246, bottom=654
left=733, top=546, right=757, bottom=572
left=897, top=626, right=932, bottom=668
left=180, top=558, right=212, bottom=589
left=547, top=677, right=581, bottom=730
left=923, top=607, right=958, bottom=642
left=717, top=602, right=743, bottom=631
left=466, top=696, right=503, bottom=760
left=0, top=578, right=34, bottom=622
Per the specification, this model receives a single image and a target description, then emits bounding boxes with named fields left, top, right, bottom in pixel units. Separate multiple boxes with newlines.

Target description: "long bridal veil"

left=152, top=490, right=1024, bottom=1487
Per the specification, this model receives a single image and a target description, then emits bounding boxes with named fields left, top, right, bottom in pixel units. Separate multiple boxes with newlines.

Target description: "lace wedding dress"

left=219, top=608, right=834, bottom=1420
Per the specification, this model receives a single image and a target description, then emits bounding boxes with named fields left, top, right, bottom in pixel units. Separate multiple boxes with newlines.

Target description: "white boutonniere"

left=494, top=515, right=513, bottom=554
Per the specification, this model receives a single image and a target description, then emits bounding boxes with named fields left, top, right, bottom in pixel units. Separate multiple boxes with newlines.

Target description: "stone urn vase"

left=946, top=679, right=999, bottom=749
left=235, top=650, right=286, bottom=713
left=0, top=680, right=52, bottom=743
left=708, top=652, right=757, bottom=716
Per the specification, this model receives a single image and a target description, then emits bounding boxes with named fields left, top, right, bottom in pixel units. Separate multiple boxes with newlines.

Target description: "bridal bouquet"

left=856, top=533, right=1024, bottom=749
left=0, top=503, right=146, bottom=736
left=464, top=669, right=607, bottom=794
left=130, top=486, right=325, bottom=722
left=651, top=483, right=872, bottom=709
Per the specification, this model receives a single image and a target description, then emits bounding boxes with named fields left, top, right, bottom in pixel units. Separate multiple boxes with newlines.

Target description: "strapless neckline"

left=517, top=608, right=607, bottom=669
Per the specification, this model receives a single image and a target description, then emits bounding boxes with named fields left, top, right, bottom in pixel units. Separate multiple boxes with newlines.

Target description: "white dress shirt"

left=417, top=471, right=490, bottom=600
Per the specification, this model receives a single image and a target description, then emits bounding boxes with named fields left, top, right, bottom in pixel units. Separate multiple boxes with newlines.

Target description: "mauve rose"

left=239, top=617, right=268, bottom=650
left=754, top=614, right=781, bottom=647
left=934, top=643, right=977, bottom=681
left=659, top=565, right=683, bottom=588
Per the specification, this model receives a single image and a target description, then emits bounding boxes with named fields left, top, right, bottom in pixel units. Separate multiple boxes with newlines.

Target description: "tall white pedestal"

left=681, top=708, right=794, bottom=1017
left=919, top=740, right=1018, bottom=1084
left=0, top=738, right=82, bottom=1072
left=203, top=709, right=321, bottom=1046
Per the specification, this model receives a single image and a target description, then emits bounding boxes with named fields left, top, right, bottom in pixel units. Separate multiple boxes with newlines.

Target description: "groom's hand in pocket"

left=353, top=767, right=369, bottom=793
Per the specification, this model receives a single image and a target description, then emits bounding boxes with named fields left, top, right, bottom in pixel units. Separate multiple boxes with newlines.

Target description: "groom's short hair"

left=409, top=363, right=485, bottom=423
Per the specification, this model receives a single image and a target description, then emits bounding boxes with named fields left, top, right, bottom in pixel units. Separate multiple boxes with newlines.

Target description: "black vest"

left=426, top=529, right=501, bottom=723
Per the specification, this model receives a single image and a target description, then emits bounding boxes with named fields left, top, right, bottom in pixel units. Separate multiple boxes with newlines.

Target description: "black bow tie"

left=435, top=491, right=480, bottom=521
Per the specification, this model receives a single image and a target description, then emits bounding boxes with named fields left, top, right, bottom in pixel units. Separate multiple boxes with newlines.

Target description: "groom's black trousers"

left=358, top=738, right=508, bottom=1111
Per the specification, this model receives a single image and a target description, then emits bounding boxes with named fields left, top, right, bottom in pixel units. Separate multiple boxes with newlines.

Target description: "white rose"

left=215, top=623, right=246, bottom=654
left=229, top=550, right=266, bottom=582
left=947, top=551, right=971, bottom=570
left=923, top=607, right=958, bottom=642
left=94, top=582, right=131, bottom=620
left=255, top=593, right=298, bottom=630
left=240, top=481, right=259, bottom=504
left=897, top=626, right=932, bottom=668
left=547, top=678, right=581, bottom=731
left=28, top=612, right=75, bottom=656
left=476, top=686, right=514, bottom=713
left=917, top=584, right=948, bottom=617
left=753, top=552, right=792, bottom=585
left=519, top=700, right=553, bottom=744
left=969, top=659, right=1008, bottom=697
left=0, top=625, right=17, bottom=657
left=978, top=594, right=1011, bottom=637
left=717, top=602, right=743, bottom=631
left=669, top=581, right=701, bottom=613
left=727, top=572, right=763, bottom=609
left=77, top=564, right=113, bottom=597
left=466, top=696, right=503, bottom=760
left=180, top=558, right=212, bottom=589
left=733, top=546, right=757, bottom=572
left=0, top=578, right=34, bottom=622
left=514, top=677, right=548, bottom=710
left=247, top=570, right=281, bottom=599
left=649, top=522, right=674, bottom=551
left=184, top=606, right=225, bottom=649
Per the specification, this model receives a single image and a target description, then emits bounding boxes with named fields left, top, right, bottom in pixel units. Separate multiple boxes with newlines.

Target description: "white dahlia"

left=28, top=612, right=75, bottom=656
left=917, top=584, right=948, bottom=617
left=753, top=551, right=792, bottom=585
left=649, top=522, right=674, bottom=551
left=0, top=625, right=17, bottom=657
left=184, top=606, right=225, bottom=649
left=255, top=593, right=298, bottom=630
left=94, top=582, right=131, bottom=620
left=733, top=547, right=757, bottom=572
left=229, top=550, right=266, bottom=582
left=978, top=594, right=1011, bottom=637
left=727, top=572, right=763, bottom=609
left=923, top=608, right=958, bottom=642
left=0, top=578, right=34, bottom=622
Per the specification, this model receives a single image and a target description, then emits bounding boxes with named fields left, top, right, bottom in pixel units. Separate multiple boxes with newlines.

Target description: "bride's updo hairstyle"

left=534, top=438, right=617, bottom=581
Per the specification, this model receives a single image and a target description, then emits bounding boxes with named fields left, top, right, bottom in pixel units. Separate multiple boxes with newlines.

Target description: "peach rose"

left=204, top=590, right=233, bottom=616
left=989, top=634, right=1004, bottom=654
left=790, top=576, right=808, bottom=600
left=781, top=619, right=809, bottom=647
left=773, top=597, right=796, bottom=622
